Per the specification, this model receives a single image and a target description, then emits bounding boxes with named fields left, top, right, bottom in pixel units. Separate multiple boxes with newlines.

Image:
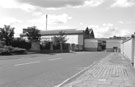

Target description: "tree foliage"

left=24, top=26, right=41, bottom=41
left=11, top=38, right=31, bottom=50
left=89, top=28, right=95, bottom=38
left=0, top=25, right=14, bottom=45
left=53, top=31, right=67, bottom=45
left=52, top=31, right=67, bottom=51
left=84, top=27, right=90, bottom=35
left=84, top=27, right=95, bottom=39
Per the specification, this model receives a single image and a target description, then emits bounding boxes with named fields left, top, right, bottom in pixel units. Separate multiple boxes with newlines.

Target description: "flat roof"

left=21, top=29, right=84, bottom=36
left=40, top=29, right=84, bottom=36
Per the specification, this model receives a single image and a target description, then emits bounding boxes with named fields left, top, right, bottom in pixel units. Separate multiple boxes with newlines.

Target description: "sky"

left=0, top=0, right=135, bottom=38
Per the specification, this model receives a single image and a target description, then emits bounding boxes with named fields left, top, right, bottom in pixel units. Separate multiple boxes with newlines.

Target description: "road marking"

left=48, top=58, right=62, bottom=61
left=14, top=61, right=41, bottom=66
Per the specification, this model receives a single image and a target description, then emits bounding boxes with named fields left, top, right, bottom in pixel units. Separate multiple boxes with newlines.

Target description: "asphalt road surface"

left=0, top=52, right=110, bottom=87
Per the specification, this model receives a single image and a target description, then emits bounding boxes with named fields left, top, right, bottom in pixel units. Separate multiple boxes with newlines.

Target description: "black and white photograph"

left=0, top=0, right=135, bottom=87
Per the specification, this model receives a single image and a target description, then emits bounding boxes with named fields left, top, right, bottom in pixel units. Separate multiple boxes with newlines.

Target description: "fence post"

left=131, top=34, right=135, bottom=66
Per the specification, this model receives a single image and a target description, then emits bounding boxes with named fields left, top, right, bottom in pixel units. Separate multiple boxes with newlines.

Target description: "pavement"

left=59, top=53, right=135, bottom=87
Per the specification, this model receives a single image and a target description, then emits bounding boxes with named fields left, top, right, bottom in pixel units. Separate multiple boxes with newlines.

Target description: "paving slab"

left=60, top=53, right=135, bottom=87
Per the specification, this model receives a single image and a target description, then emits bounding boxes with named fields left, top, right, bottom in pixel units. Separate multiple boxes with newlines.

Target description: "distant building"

left=21, top=28, right=124, bottom=52
left=109, top=36, right=128, bottom=40
left=84, top=38, right=123, bottom=52
left=20, top=28, right=95, bottom=51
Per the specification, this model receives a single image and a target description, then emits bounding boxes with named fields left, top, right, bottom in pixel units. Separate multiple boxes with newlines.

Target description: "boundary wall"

left=121, top=36, right=135, bottom=66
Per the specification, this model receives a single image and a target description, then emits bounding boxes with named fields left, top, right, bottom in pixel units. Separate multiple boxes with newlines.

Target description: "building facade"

left=21, top=28, right=95, bottom=51
left=84, top=38, right=122, bottom=52
left=21, top=28, right=123, bottom=52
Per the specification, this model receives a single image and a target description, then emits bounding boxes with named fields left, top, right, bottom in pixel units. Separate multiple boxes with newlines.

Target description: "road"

left=0, top=52, right=110, bottom=87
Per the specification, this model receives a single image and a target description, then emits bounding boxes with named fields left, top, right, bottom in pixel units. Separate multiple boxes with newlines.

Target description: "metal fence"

left=121, top=35, right=135, bottom=66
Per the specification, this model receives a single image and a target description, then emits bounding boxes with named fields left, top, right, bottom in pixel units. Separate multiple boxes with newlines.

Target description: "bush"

left=11, top=38, right=31, bottom=50
left=53, top=43, right=60, bottom=50
left=0, top=47, right=11, bottom=55
left=53, top=43, right=69, bottom=50
left=40, top=41, right=51, bottom=50
left=40, top=41, right=69, bottom=51
left=11, top=47, right=27, bottom=54
left=0, top=46, right=27, bottom=55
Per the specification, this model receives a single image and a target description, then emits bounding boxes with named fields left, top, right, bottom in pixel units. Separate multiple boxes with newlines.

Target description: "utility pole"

left=46, top=14, right=48, bottom=31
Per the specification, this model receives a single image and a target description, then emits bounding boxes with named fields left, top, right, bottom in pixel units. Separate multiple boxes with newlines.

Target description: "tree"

left=53, top=31, right=67, bottom=44
left=84, top=27, right=95, bottom=39
left=84, top=27, right=90, bottom=35
left=0, top=25, right=14, bottom=45
left=89, top=28, right=95, bottom=38
left=24, top=26, right=41, bottom=41
left=11, top=38, right=31, bottom=50
left=24, top=26, right=41, bottom=52
left=53, top=31, right=67, bottom=51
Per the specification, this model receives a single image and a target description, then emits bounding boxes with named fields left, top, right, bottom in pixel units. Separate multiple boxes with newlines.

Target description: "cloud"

left=118, top=20, right=135, bottom=24
left=19, top=3, right=37, bottom=12
left=0, top=0, right=105, bottom=13
left=111, top=0, right=135, bottom=7
left=28, top=13, right=72, bottom=25
left=0, top=17, right=24, bottom=37
left=27, top=13, right=72, bottom=30
left=17, top=0, right=104, bottom=9
left=118, top=21, right=124, bottom=24
left=103, top=23, right=114, bottom=27
left=50, top=14, right=72, bottom=24
left=0, top=0, right=18, bottom=8
left=32, top=12, right=43, bottom=16
left=18, top=0, right=85, bottom=8
left=0, top=0, right=37, bottom=12
left=89, top=23, right=131, bottom=38
left=0, top=17, right=22, bottom=27
left=84, top=0, right=104, bottom=7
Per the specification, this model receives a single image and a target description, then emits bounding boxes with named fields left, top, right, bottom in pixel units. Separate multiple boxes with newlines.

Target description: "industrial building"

left=21, top=28, right=122, bottom=52
left=84, top=38, right=122, bottom=52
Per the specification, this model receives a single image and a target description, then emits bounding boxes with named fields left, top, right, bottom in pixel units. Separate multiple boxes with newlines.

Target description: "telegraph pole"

left=46, top=14, right=48, bottom=31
